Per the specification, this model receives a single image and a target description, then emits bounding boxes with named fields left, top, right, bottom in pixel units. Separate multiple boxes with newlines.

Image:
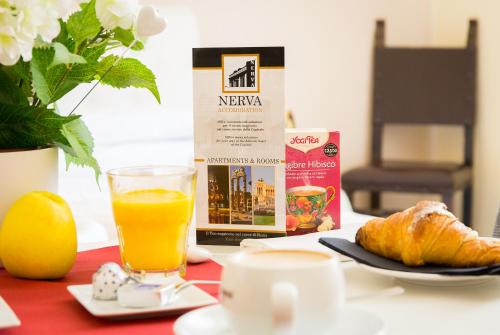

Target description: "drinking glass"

left=107, top=166, right=196, bottom=277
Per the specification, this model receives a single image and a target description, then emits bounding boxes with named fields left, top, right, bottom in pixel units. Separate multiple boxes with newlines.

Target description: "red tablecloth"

left=0, top=246, right=222, bottom=334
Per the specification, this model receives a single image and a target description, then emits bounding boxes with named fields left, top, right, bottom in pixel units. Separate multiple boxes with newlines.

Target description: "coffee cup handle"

left=271, top=282, right=298, bottom=335
left=325, top=186, right=336, bottom=207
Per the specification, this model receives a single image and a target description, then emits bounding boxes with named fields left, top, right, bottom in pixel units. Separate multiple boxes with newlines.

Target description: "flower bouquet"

left=0, top=0, right=165, bottom=178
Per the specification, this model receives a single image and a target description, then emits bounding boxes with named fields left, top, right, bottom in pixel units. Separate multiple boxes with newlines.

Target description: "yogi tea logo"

left=286, top=132, right=330, bottom=153
left=222, top=54, right=260, bottom=93
left=290, top=136, right=320, bottom=145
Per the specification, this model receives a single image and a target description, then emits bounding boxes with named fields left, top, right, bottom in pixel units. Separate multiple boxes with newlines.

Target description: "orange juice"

left=111, top=189, right=193, bottom=272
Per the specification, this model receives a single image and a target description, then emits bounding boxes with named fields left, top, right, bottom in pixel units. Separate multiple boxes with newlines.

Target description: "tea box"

left=285, top=129, right=340, bottom=235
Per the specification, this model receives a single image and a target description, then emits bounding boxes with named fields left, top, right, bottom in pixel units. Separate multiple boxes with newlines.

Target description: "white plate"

left=174, top=304, right=385, bottom=335
left=67, top=284, right=218, bottom=319
left=359, top=264, right=497, bottom=287
left=0, top=296, right=21, bottom=329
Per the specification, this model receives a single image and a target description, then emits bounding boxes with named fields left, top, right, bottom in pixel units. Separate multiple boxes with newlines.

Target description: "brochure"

left=193, top=47, right=286, bottom=246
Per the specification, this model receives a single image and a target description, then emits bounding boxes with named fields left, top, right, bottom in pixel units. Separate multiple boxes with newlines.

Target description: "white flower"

left=0, top=5, right=23, bottom=65
left=15, top=2, right=60, bottom=42
left=43, top=0, right=90, bottom=21
left=0, top=28, right=21, bottom=66
left=95, top=0, right=137, bottom=30
left=0, top=0, right=93, bottom=65
left=9, top=0, right=56, bottom=59
left=14, top=30, right=34, bottom=61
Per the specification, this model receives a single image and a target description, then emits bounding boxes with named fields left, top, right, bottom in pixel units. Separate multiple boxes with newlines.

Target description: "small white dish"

left=0, top=296, right=21, bottom=329
left=359, top=264, right=497, bottom=287
left=174, top=304, right=385, bottom=335
left=67, top=283, right=218, bottom=319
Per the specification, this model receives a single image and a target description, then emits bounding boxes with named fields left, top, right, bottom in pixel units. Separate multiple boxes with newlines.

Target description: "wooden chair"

left=342, top=19, right=477, bottom=226
left=493, top=207, right=500, bottom=238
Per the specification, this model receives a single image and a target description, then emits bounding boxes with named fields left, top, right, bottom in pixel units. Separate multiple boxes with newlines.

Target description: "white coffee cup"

left=220, top=249, right=345, bottom=335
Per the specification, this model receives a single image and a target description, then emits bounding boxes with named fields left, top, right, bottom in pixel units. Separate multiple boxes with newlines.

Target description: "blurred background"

left=56, top=0, right=500, bottom=244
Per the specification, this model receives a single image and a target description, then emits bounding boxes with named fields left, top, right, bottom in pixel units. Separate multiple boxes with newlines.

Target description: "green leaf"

left=8, top=61, right=31, bottom=81
left=54, top=20, right=72, bottom=48
left=3, top=61, right=33, bottom=98
left=30, top=46, right=101, bottom=104
left=49, top=42, right=87, bottom=68
left=0, top=102, right=78, bottom=148
left=0, top=68, right=28, bottom=105
left=67, top=0, right=101, bottom=46
left=112, top=27, right=144, bottom=51
left=31, top=47, right=63, bottom=104
left=81, top=43, right=106, bottom=63
left=97, top=56, right=160, bottom=103
left=60, top=118, right=101, bottom=181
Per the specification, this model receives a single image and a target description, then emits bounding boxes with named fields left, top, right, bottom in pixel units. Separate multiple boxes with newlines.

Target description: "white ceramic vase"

left=0, top=147, right=58, bottom=267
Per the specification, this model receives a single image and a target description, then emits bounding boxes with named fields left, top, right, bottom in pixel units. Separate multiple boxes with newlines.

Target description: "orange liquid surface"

left=112, top=189, right=193, bottom=272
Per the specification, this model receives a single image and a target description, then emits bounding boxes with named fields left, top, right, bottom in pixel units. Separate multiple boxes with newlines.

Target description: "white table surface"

left=79, top=232, right=500, bottom=335
left=65, top=112, right=499, bottom=335
left=343, top=262, right=500, bottom=335
left=205, top=247, right=500, bottom=335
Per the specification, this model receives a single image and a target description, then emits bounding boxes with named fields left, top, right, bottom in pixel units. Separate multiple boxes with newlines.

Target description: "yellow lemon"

left=0, top=191, right=77, bottom=279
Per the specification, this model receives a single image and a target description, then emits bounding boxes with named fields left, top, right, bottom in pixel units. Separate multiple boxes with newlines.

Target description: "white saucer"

left=67, top=284, right=218, bottom=320
left=359, top=264, right=497, bottom=287
left=174, top=304, right=385, bottom=335
left=0, top=296, right=21, bottom=329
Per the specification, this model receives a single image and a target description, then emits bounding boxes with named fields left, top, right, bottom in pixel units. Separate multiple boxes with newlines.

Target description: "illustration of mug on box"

left=285, top=129, right=340, bottom=236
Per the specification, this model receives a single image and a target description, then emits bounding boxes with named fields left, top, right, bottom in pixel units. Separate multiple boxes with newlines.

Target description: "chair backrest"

left=493, top=206, right=500, bottom=238
left=371, top=20, right=477, bottom=165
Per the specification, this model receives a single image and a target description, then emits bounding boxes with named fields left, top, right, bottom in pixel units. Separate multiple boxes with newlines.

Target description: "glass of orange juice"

left=107, top=166, right=196, bottom=277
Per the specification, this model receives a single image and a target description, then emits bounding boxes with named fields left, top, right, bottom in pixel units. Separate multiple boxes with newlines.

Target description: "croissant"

left=355, top=201, right=500, bottom=267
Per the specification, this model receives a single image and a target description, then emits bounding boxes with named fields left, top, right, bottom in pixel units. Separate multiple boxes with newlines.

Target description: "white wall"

left=189, top=0, right=432, bottom=172
left=188, top=0, right=439, bottom=218
left=429, top=0, right=500, bottom=234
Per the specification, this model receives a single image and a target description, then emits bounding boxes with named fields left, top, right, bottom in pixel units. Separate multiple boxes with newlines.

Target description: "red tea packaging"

left=285, top=129, right=340, bottom=235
